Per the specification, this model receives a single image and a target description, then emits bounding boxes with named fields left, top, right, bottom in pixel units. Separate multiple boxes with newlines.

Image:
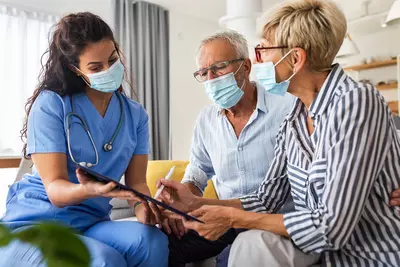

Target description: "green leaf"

left=0, top=224, right=12, bottom=247
left=14, top=223, right=90, bottom=267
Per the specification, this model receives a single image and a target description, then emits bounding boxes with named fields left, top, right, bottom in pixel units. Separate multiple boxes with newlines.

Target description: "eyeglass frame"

left=254, top=45, right=289, bottom=62
left=193, top=58, right=245, bottom=82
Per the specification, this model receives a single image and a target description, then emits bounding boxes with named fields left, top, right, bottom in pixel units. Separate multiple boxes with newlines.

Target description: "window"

left=0, top=5, right=58, bottom=156
left=0, top=5, right=58, bottom=215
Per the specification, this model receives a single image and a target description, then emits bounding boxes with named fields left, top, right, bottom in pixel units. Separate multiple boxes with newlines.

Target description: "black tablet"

left=78, top=165, right=204, bottom=224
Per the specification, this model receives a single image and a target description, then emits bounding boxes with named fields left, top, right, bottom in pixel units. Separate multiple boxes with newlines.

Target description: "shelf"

left=376, top=83, right=398, bottom=90
left=344, top=59, right=397, bottom=71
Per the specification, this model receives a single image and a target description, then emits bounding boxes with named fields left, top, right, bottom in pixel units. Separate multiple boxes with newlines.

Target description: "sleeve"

left=133, top=105, right=150, bottom=155
left=181, top=111, right=215, bottom=193
left=240, top=120, right=291, bottom=213
left=284, top=87, right=392, bottom=253
left=27, top=91, right=67, bottom=156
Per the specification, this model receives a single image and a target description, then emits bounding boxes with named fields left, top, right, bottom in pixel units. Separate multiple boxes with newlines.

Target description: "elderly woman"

left=158, top=0, right=400, bottom=266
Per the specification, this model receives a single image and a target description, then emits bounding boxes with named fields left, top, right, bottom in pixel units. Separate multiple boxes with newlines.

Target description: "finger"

left=392, top=189, right=400, bottom=198
left=149, top=202, right=163, bottom=225
left=76, top=169, right=92, bottom=183
left=182, top=219, right=197, bottom=230
left=97, top=182, right=118, bottom=194
left=189, top=207, right=207, bottom=217
left=160, top=191, right=174, bottom=205
left=390, top=199, right=400, bottom=206
left=170, top=219, right=181, bottom=238
left=160, top=179, right=182, bottom=190
left=176, top=219, right=185, bottom=237
left=156, top=179, right=162, bottom=189
left=142, top=201, right=151, bottom=224
left=162, top=218, right=172, bottom=235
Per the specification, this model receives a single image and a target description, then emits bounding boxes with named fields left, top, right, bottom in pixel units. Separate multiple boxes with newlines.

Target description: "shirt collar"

left=287, top=64, right=347, bottom=121
left=217, top=81, right=267, bottom=114
left=309, top=64, right=347, bottom=120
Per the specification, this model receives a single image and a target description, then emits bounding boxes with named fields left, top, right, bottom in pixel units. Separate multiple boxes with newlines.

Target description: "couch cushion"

left=146, top=160, right=218, bottom=199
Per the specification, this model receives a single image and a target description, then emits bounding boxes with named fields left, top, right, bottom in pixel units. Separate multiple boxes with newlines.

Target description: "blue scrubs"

left=0, top=90, right=168, bottom=266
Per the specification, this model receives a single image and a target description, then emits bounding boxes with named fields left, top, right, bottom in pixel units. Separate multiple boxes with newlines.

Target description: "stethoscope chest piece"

left=103, top=143, right=113, bottom=152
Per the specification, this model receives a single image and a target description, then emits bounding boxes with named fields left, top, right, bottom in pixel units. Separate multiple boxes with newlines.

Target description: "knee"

left=126, top=224, right=169, bottom=266
left=0, top=240, right=45, bottom=267
left=82, top=236, right=127, bottom=267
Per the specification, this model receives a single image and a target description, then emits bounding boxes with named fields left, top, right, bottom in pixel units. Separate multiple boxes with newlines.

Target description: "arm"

left=284, top=88, right=392, bottom=253
left=181, top=110, right=215, bottom=195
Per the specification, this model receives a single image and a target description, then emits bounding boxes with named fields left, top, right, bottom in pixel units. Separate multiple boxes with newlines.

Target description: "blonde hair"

left=259, top=0, right=347, bottom=72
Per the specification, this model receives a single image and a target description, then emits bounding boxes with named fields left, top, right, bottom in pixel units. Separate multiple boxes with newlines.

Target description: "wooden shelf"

left=376, top=83, right=398, bottom=90
left=388, top=101, right=399, bottom=115
left=0, top=158, right=21, bottom=169
left=344, top=59, right=397, bottom=71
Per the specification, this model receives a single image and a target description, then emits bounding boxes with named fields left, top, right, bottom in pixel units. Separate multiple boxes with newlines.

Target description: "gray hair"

left=197, top=30, right=249, bottom=62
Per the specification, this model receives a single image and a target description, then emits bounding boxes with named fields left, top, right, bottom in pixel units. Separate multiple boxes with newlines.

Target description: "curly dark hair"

left=21, top=12, right=129, bottom=158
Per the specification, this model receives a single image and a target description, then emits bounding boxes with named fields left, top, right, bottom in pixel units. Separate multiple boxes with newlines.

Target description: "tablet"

left=78, top=165, right=204, bottom=224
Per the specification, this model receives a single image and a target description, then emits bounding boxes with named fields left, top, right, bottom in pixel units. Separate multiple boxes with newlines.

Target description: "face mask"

left=203, top=62, right=245, bottom=109
left=253, top=50, right=296, bottom=96
left=78, top=59, right=124, bottom=93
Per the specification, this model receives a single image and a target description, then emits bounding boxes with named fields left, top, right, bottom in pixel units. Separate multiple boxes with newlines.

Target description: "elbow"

left=46, top=183, right=67, bottom=208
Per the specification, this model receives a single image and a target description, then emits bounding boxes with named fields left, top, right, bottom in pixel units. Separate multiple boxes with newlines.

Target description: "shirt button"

left=238, top=147, right=243, bottom=151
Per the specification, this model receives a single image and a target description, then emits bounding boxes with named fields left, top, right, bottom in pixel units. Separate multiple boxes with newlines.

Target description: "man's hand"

left=156, top=179, right=201, bottom=213
left=182, top=205, right=235, bottom=241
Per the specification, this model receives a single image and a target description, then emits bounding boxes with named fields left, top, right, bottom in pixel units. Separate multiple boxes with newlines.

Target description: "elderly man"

left=163, top=30, right=295, bottom=266
left=160, top=1, right=400, bottom=266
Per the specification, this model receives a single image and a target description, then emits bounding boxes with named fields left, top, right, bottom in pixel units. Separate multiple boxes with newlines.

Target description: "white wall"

left=169, top=11, right=217, bottom=160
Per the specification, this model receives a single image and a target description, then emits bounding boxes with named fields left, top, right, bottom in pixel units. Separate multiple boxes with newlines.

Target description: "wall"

left=169, top=11, right=217, bottom=160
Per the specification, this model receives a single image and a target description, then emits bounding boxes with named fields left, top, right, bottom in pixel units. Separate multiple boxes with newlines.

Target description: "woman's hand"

left=156, top=179, right=200, bottom=213
left=76, top=169, right=141, bottom=201
left=183, top=205, right=235, bottom=241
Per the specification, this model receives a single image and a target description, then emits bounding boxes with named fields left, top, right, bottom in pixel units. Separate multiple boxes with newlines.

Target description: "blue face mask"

left=80, top=59, right=124, bottom=93
left=253, top=50, right=296, bottom=96
left=203, top=62, right=245, bottom=109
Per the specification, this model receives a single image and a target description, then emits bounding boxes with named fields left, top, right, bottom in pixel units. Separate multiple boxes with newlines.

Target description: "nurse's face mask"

left=75, top=59, right=124, bottom=93
left=195, top=59, right=246, bottom=109
left=253, top=46, right=296, bottom=96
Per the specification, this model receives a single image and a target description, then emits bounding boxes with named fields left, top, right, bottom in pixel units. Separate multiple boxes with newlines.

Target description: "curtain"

left=113, top=0, right=170, bottom=160
left=0, top=5, right=59, bottom=156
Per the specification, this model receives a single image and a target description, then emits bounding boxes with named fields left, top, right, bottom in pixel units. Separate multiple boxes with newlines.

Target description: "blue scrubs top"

left=2, top=90, right=150, bottom=232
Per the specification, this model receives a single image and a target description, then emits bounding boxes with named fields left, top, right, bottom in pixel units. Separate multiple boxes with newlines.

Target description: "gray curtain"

left=113, top=0, right=170, bottom=160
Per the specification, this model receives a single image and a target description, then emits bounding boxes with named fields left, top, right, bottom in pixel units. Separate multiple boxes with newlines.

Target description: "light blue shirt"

left=182, top=82, right=295, bottom=199
left=2, top=90, right=149, bottom=231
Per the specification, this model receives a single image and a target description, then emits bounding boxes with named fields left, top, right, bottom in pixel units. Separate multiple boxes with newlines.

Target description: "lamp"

left=386, top=0, right=400, bottom=24
left=336, top=33, right=359, bottom=58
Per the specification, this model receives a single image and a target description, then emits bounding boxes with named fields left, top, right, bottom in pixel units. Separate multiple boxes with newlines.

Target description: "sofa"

left=14, top=159, right=218, bottom=267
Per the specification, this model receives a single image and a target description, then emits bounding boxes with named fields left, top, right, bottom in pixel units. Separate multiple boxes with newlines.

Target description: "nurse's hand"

left=76, top=169, right=141, bottom=201
left=135, top=202, right=163, bottom=225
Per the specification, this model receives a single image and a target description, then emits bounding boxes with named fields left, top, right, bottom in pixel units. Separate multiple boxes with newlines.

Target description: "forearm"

left=231, top=210, right=289, bottom=237
left=193, top=196, right=243, bottom=210
left=46, top=179, right=90, bottom=207
left=127, top=182, right=150, bottom=207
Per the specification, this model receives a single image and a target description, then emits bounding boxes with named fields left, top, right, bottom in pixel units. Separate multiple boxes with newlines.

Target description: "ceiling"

left=146, top=0, right=396, bottom=33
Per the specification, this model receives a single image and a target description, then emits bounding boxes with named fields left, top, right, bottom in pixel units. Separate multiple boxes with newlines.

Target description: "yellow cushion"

left=146, top=160, right=218, bottom=199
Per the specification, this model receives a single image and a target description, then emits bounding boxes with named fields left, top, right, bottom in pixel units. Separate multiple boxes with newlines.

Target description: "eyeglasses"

left=193, top=58, right=244, bottom=82
left=254, top=45, right=288, bottom=62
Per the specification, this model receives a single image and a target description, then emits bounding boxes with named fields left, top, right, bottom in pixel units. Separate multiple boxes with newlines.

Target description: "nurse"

left=0, top=12, right=168, bottom=267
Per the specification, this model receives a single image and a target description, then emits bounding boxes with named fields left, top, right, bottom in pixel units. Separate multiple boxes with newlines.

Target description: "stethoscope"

left=65, top=92, right=124, bottom=168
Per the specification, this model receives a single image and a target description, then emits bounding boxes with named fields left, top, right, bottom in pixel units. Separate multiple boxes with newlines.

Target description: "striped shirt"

left=240, top=64, right=400, bottom=266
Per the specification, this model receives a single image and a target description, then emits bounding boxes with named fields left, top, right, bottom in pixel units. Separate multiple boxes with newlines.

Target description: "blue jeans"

left=0, top=221, right=169, bottom=267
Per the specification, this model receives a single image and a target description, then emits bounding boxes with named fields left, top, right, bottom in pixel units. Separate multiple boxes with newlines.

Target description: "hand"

left=156, top=179, right=200, bottom=213
left=135, top=202, right=163, bottom=225
left=183, top=206, right=234, bottom=241
left=391, top=188, right=400, bottom=206
left=76, top=169, right=141, bottom=201
left=160, top=211, right=186, bottom=239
